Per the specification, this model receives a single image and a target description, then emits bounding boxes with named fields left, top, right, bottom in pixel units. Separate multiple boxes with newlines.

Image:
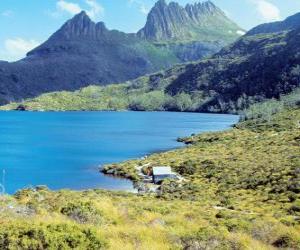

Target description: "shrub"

left=241, top=88, right=300, bottom=121
left=0, top=222, right=106, bottom=249
left=181, top=227, right=231, bottom=250
left=60, top=202, right=103, bottom=225
left=272, top=231, right=300, bottom=249
left=176, top=160, right=198, bottom=175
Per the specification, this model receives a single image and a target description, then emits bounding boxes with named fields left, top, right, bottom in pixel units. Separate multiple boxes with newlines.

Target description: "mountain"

left=6, top=12, right=300, bottom=113
left=247, top=12, right=300, bottom=35
left=137, top=0, right=242, bottom=42
left=0, top=1, right=242, bottom=105
left=163, top=26, right=300, bottom=112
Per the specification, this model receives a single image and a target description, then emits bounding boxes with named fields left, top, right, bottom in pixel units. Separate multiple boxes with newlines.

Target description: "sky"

left=0, top=0, right=300, bottom=62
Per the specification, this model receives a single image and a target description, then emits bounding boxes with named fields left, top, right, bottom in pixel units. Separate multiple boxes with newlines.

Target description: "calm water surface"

left=0, top=111, right=238, bottom=194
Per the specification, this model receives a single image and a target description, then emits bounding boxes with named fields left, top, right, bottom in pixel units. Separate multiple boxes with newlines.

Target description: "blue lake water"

left=0, top=111, right=238, bottom=194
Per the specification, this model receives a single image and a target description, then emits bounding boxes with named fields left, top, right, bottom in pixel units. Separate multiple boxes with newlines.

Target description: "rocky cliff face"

left=30, top=11, right=111, bottom=47
left=137, top=0, right=242, bottom=42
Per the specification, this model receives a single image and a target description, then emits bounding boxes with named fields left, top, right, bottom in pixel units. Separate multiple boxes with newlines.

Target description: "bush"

left=181, top=227, right=231, bottom=250
left=0, top=222, right=106, bottom=249
left=61, top=202, right=103, bottom=225
left=129, top=91, right=168, bottom=111
left=176, top=160, right=198, bottom=175
left=241, top=88, right=300, bottom=121
left=272, top=231, right=300, bottom=248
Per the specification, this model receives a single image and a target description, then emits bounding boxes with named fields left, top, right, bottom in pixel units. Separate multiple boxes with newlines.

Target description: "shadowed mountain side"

left=5, top=17, right=300, bottom=113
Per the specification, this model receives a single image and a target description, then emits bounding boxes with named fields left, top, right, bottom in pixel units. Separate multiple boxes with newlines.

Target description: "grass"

left=0, top=81, right=207, bottom=112
left=240, top=88, right=300, bottom=121
left=0, top=104, right=299, bottom=249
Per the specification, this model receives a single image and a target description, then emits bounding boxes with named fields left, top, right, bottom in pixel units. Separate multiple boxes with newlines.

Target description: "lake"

left=0, top=111, right=238, bottom=194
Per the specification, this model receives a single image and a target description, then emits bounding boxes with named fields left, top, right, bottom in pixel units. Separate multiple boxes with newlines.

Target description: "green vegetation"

left=2, top=28, right=300, bottom=113
left=240, top=88, right=300, bottom=121
left=0, top=222, right=105, bottom=249
left=1, top=104, right=299, bottom=249
left=0, top=76, right=207, bottom=112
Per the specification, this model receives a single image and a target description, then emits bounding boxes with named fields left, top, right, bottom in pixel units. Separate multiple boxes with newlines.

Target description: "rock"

left=136, top=183, right=150, bottom=194
left=35, top=185, right=49, bottom=191
left=137, top=0, right=241, bottom=41
left=148, top=218, right=165, bottom=226
left=104, top=168, right=115, bottom=175
left=15, top=105, right=27, bottom=111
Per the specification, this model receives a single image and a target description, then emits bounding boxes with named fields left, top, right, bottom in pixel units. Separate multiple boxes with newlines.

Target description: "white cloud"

left=139, top=5, right=149, bottom=15
left=53, top=0, right=104, bottom=20
left=0, top=38, right=40, bottom=62
left=85, top=0, right=104, bottom=19
left=128, top=0, right=149, bottom=15
left=57, top=0, right=82, bottom=15
left=1, top=10, right=14, bottom=17
left=250, top=0, right=281, bottom=21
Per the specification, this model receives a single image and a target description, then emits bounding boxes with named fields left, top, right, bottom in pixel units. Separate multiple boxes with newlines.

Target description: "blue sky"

left=0, top=0, right=300, bottom=62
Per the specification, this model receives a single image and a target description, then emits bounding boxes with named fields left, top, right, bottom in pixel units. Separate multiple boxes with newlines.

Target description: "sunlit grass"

left=0, top=107, right=299, bottom=249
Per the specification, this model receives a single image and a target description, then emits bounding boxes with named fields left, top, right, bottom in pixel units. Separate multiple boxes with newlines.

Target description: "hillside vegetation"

left=3, top=27, right=300, bottom=113
left=1, top=102, right=299, bottom=249
left=240, top=88, right=300, bottom=121
left=0, top=1, right=242, bottom=105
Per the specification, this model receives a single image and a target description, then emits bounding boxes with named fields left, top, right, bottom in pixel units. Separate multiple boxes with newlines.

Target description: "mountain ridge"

left=6, top=12, right=300, bottom=113
left=0, top=0, right=242, bottom=105
left=137, top=0, right=242, bottom=42
left=247, top=12, right=300, bottom=35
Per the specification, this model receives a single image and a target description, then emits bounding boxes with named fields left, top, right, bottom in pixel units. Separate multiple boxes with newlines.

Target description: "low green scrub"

left=104, top=107, right=300, bottom=221
left=0, top=222, right=106, bottom=249
left=240, top=88, right=300, bottom=121
left=60, top=201, right=103, bottom=225
left=0, top=83, right=207, bottom=112
left=0, top=104, right=299, bottom=249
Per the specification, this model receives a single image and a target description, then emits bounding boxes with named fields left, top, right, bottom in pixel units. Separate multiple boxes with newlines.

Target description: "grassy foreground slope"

left=0, top=104, right=299, bottom=249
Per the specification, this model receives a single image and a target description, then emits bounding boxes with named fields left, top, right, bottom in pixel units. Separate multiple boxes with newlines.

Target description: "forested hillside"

left=4, top=13, right=300, bottom=113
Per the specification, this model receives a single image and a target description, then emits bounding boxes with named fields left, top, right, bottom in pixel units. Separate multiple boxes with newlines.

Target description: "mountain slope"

left=164, top=28, right=300, bottom=112
left=0, top=1, right=242, bottom=105
left=248, top=12, right=300, bottom=35
left=0, top=12, right=179, bottom=104
left=7, top=17, right=300, bottom=113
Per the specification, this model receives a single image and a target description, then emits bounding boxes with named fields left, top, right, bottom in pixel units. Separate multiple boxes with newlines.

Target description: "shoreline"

left=1, top=111, right=238, bottom=194
left=0, top=108, right=239, bottom=116
left=100, top=122, right=237, bottom=187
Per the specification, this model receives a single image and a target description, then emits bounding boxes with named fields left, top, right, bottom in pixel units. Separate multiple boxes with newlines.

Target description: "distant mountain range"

left=0, top=0, right=242, bottom=105
left=247, top=12, right=300, bottom=35
left=5, top=10, right=300, bottom=113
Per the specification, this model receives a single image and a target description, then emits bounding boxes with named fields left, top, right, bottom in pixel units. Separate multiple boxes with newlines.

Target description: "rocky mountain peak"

left=71, top=11, right=91, bottom=22
left=27, top=11, right=109, bottom=57
left=137, top=0, right=241, bottom=41
left=48, top=11, right=108, bottom=41
left=155, top=0, right=167, bottom=8
left=202, top=1, right=217, bottom=10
